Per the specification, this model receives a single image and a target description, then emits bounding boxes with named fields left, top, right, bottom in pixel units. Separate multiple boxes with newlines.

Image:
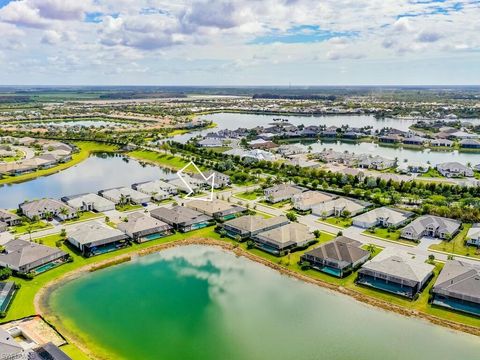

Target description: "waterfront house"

left=292, top=191, right=336, bottom=212
left=401, top=215, right=461, bottom=241
left=186, top=199, right=246, bottom=221
left=277, top=144, right=309, bottom=157
left=150, top=205, right=214, bottom=232
left=264, top=184, right=304, bottom=203
left=132, top=179, right=178, bottom=196
left=466, top=224, right=480, bottom=247
left=0, top=209, right=21, bottom=226
left=219, top=215, right=289, bottom=241
left=357, top=249, right=434, bottom=299
left=67, top=221, right=129, bottom=257
left=460, top=139, right=480, bottom=149
left=19, top=199, right=77, bottom=221
left=167, top=175, right=204, bottom=194
left=0, top=281, right=16, bottom=312
left=448, top=130, right=479, bottom=140
left=431, top=139, right=453, bottom=147
left=379, top=134, right=402, bottom=144
left=352, top=206, right=414, bottom=229
left=249, top=139, right=277, bottom=150
left=436, top=162, right=474, bottom=177
left=198, top=138, right=224, bottom=147
left=193, top=170, right=231, bottom=189
left=0, top=327, right=24, bottom=359
left=0, top=239, right=68, bottom=274
left=396, top=161, right=430, bottom=174
left=30, top=342, right=73, bottom=360
left=62, top=193, right=115, bottom=212
left=131, top=180, right=172, bottom=201
left=431, top=260, right=480, bottom=316
left=357, top=155, right=396, bottom=170
left=99, top=187, right=151, bottom=205
left=117, top=212, right=173, bottom=243
left=312, top=197, right=371, bottom=218
left=252, top=222, right=315, bottom=256
left=403, top=135, right=428, bottom=146
left=301, top=236, right=370, bottom=277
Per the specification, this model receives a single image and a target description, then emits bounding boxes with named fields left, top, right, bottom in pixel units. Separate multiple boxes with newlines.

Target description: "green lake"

left=49, top=245, right=480, bottom=360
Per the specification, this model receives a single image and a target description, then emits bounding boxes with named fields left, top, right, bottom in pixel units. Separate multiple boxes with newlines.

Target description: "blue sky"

left=0, top=0, right=479, bottom=85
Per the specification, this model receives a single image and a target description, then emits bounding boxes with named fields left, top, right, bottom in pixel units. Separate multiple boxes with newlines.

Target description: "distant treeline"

left=252, top=93, right=336, bottom=101
left=98, top=92, right=187, bottom=100
left=0, top=96, right=31, bottom=103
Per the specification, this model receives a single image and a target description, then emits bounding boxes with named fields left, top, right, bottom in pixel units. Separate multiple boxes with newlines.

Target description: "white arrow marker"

left=176, top=161, right=215, bottom=201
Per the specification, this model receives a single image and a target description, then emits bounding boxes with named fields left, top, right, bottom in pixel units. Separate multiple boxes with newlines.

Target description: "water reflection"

left=0, top=153, right=174, bottom=209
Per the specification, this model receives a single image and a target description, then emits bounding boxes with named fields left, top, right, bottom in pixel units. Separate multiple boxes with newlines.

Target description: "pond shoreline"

left=35, top=237, right=480, bottom=360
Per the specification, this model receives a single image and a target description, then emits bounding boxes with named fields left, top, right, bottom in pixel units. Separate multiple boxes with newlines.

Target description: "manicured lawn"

left=63, top=211, right=104, bottom=224
left=10, top=220, right=53, bottom=235
left=361, top=244, right=383, bottom=258
left=420, top=168, right=443, bottom=178
left=208, top=146, right=232, bottom=153
left=0, top=141, right=119, bottom=185
left=259, top=199, right=291, bottom=209
left=115, top=203, right=143, bottom=212
left=235, top=191, right=261, bottom=201
left=429, top=224, right=480, bottom=259
left=363, top=228, right=416, bottom=246
left=321, top=217, right=352, bottom=228
left=127, top=150, right=189, bottom=170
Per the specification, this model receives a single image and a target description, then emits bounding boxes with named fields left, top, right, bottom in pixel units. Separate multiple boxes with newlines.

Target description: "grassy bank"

left=0, top=141, right=119, bottom=186
left=127, top=150, right=190, bottom=170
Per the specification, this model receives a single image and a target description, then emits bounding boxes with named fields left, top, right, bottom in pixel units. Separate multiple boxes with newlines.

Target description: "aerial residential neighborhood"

left=1, top=1, right=480, bottom=359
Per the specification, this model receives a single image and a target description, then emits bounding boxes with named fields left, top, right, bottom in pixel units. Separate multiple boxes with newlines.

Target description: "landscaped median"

left=0, top=141, right=119, bottom=186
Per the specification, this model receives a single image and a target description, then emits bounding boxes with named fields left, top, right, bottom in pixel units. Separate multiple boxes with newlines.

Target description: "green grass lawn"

left=208, top=146, right=232, bottom=153
left=429, top=224, right=480, bottom=259
left=321, top=217, right=352, bottom=228
left=0, top=141, right=119, bottom=185
left=259, top=199, right=292, bottom=209
left=10, top=220, right=53, bottom=235
left=420, top=168, right=444, bottom=178
left=235, top=191, right=261, bottom=201
left=127, top=150, right=189, bottom=170
left=361, top=244, right=383, bottom=258
left=363, top=227, right=416, bottom=246
left=63, top=211, right=104, bottom=224
left=115, top=203, right=143, bottom=212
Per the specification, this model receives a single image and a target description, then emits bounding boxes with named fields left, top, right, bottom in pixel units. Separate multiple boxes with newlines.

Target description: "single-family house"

left=401, top=215, right=461, bottom=241
left=0, top=239, right=68, bottom=274
left=252, top=222, right=315, bottom=256
left=186, top=199, right=246, bottom=221
left=219, top=215, right=289, bottom=241
left=357, top=249, right=434, bottom=299
left=0, top=281, right=16, bottom=312
left=131, top=180, right=172, bottom=201
left=150, top=206, right=214, bottom=232
left=431, top=260, right=480, bottom=316
left=132, top=179, right=178, bottom=196
left=0, top=209, right=21, bottom=226
left=167, top=175, right=204, bottom=194
left=403, top=135, right=428, bottom=146
left=99, top=187, right=151, bottom=205
left=62, top=193, right=115, bottom=212
left=301, top=236, right=370, bottom=277
left=436, top=162, right=474, bottom=177
left=431, top=139, right=453, bottom=147
left=117, top=212, right=173, bottom=243
left=19, top=199, right=77, bottom=221
left=67, top=221, right=129, bottom=257
left=460, top=139, right=480, bottom=149
left=292, top=191, right=336, bottom=212
left=352, top=207, right=414, bottom=229
left=193, top=170, right=230, bottom=189
left=466, top=224, right=480, bottom=247
left=264, top=184, right=304, bottom=203
left=198, top=138, right=224, bottom=147
left=312, top=197, right=371, bottom=218
left=0, top=327, right=25, bottom=359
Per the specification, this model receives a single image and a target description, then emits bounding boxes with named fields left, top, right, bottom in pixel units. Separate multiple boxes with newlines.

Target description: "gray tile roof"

left=223, top=215, right=289, bottom=233
left=433, top=260, right=480, bottom=304
left=0, top=327, right=23, bottom=357
left=402, top=215, right=461, bottom=237
left=150, top=205, right=213, bottom=226
left=253, top=222, right=314, bottom=247
left=0, top=239, right=66, bottom=270
left=68, top=221, right=127, bottom=246
left=304, top=236, right=369, bottom=268
left=360, top=249, right=434, bottom=284
left=117, top=212, right=171, bottom=236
